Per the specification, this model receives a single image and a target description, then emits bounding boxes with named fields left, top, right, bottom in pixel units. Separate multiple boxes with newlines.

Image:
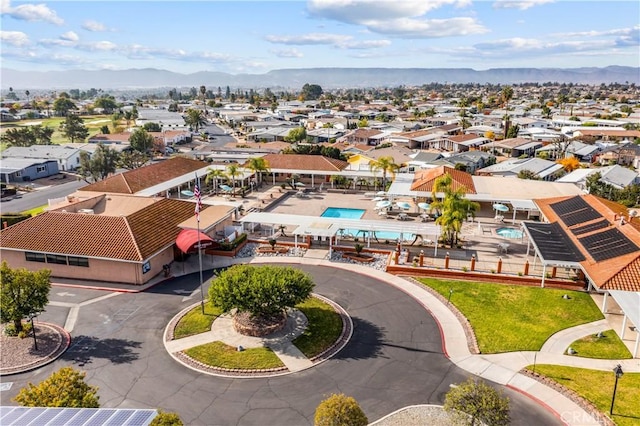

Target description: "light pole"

left=609, top=364, right=624, bottom=416
left=29, top=314, right=38, bottom=351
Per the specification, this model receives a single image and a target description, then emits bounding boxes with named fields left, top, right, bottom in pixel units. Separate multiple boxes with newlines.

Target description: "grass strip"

left=173, top=303, right=222, bottom=339
left=566, top=329, right=632, bottom=359
left=185, top=341, right=284, bottom=370
left=530, top=365, right=640, bottom=426
left=418, top=277, right=603, bottom=353
left=293, top=296, right=343, bottom=358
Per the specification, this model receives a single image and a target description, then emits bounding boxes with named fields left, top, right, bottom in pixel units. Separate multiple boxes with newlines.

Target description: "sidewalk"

left=52, top=249, right=638, bottom=425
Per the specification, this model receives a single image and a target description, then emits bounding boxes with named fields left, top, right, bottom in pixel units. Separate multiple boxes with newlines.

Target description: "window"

left=36, top=165, right=47, bottom=173
left=15, top=171, right=22, bottom=177
left=46, top=254, right=68, bottom=265
left=25, top=252, right=46, bottom=263
left=68, top=256, right=89, bottom=267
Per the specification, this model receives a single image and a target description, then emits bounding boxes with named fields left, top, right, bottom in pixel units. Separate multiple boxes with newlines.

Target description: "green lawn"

left=566, top=330, right=633, bottom=360
left=184, top=341, right=285, bottom=370
left=173, top=303, right=222, bottom=339
left=293, top=296, right=343, bottom=358
left=530, top=365, right=640, bottom=426
left=0, top=115, right=112, bottom=145
left=418, top=278, right=604, bottom=353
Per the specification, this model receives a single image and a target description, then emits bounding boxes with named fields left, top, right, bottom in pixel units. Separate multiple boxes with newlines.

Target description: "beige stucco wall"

left=1, top=246, right=175, bottom=285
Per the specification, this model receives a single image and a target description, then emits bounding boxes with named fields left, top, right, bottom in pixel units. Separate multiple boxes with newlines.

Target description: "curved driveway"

left=5, top=265, right=560, bottom=425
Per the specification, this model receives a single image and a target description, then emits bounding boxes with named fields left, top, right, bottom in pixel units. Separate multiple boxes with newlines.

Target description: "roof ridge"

left=123, top=216, right=144, bottom=261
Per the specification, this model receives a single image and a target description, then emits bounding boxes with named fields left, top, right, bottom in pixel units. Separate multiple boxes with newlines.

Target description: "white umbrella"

left=294, top=182, right=305, bottom=187
left=180, top=190, right=194, bottom=197
left=376, top=191, right=387, bottom=196
left=372, top=196, right=386, bottom=202
left=493, top=203, right=509, bottom=212
left=376, top=200, right=392, bottom=209
left=418, top=202, right=431, bottom=211
left=396, top=201, right=411, bottom=210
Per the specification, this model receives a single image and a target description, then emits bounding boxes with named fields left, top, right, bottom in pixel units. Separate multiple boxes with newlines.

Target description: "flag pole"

left=195, top=173, right=205, bottom=314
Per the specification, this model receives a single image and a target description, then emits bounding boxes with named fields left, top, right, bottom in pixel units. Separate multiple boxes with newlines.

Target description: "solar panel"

left=571, top=219, right=610, bottom=236
left=0, top=407, right=158, bottom=426
left=524, top=222, right=585, bottom=263
left=1, top=407, right=31, bottom=424
left=122, top=410, right=158, bottom=426
left=84, top=409, right=117, bottom=426
left=31, top=408, right=64, bottom=424
left=550, top=196, right=602, bottom=227
left=579, top=228, right=640, bottom=262
left=67, top=409, right=100, bottom=426
left=12, top=408, right=47, bottom=424
left=103, top=410, right=135, bottom=425
left=45, top=408, right=79, bottom=424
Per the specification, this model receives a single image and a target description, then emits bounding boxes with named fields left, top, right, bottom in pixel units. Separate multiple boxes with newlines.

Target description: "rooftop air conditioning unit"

left=77, top=209, right=95, bottom=215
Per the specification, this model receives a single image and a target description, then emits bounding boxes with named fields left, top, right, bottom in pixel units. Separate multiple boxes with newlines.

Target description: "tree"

left=119, top=150, right=149, bottom=170
left=14, top=367, right=99, bottom=408
left=225, top=163, right=242, bottom=194
left=200, top=85, right=207, bottom=114
left=1, top=261, right=51, bottom=333
left=150, top=411, right=184, bottom=426
left=100, top=125, right=110, bottom=134
left=77, top=143, right=119, bottom=182
left=93, top=96, right=119, bottom=114
left=183, top=108, right=206, bottom=131
left=370, top=156, right=399, bottom=189
left=245, top=157, right=270, bottom=186
left=284, top=127, right=307, bottom=143
left=205, top=167, right=227, bottom=194
left=59, top=115, right=89, bottom=143
left=501, top=86, right=514, bottom=138
left=129, top=128, right=155, bottom=153
left=143, top=122, right=162, bottom=132
left=557, top=156, right=581, bottom=173
left=517, top=169, right=539, bottom=180
left=301, top=83, right=323, bottom=100
left=209, top=265, right=314, bottom=319
left=444, top=378, right=510, bottom=426
left=53, top=97, right=76, bottom=117
left=431, top=174, right=479, bottom=247
left=314, top=393, right=368, bottom=426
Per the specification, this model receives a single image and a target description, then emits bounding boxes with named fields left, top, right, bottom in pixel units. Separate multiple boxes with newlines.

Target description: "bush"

left=13, top=367, right=99, bottom=408
left=1, top=213, right=31, bottom=227
left=150, top=411, right=184, bottom=426
left=314, top=393, right=368, bottom=426
left=444, top=378, right=509, bottom=426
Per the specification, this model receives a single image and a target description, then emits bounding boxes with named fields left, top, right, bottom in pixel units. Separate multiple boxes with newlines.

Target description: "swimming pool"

left=321, top=207, right=365, bottom=219
left=496, top=227, right=524, bottom=239
left=338, top=229, right=416, bottom=242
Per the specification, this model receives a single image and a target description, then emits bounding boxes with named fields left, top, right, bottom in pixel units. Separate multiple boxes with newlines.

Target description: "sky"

left=1, top=0, right=639, bottom=75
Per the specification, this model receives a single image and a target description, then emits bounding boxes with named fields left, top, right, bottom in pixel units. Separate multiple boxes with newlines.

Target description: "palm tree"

left=501, top=86, right=514, bottom=139
left=200, top=85, right=207, bottom=115
left=226, top=164, right=242, bottom=195
left=245, top=157, right=270, bottom=187
left=431, top=174, right=479, bottom=247
left=184, top=108, right=207, bottom=132
left=205, top=167, right=227, bottom=195
left=370, top=156, right=400, bottom=190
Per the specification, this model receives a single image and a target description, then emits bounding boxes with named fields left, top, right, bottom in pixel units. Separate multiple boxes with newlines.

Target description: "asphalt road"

left=2, top=265, right=561, bottom=425
left=0, top=179, right=86, bottom=213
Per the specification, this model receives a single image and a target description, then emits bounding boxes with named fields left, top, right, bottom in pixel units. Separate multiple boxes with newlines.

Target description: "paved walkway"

left=48, top=249, right=640, bottom=425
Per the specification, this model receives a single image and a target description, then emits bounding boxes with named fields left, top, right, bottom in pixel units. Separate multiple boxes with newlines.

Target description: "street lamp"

left=29, top=314, right=38, bottom=351
left=609, top=364, right=624, bottom=416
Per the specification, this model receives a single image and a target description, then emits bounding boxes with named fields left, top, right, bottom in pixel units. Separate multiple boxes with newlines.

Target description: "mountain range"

left=1, top=66, right=638, bottom=90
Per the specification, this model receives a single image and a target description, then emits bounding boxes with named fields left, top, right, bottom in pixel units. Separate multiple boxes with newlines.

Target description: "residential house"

left=491, top=138, right=543, bottom=158
left=596, top=143, right=640, bottom=169
left=343, top=129, right=386, bottom=146
left=0, top=158, right=59, bottom=183
left=1, top=145, right=83, bottom=172
left=556, top=165, right=640, bottom=191
left=258, top=153, right=350, bottom=187
left=346, top=146, right=414, bottom=172
left=476, top=157, right=564, bottom=181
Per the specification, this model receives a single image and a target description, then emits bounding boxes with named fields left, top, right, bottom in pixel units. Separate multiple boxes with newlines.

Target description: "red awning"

left=175, top=229, right=215, bottom=253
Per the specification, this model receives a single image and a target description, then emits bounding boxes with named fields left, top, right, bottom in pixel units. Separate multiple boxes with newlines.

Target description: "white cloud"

left=1, top=0, right=63, bottom=25
left=0, top=30, right=29, bottom=46
left=306, top=0, right=484, bottom=38
left=555, top=25, right=640, bottom=39
left=82, top=20, right=107, bottom=32
left=492, top=0, right=554, bottom=10
left=60, top=31, right=79, bottom=42
left=270, top=48, right=304, bottom=58
left=80, top=41, right=118, bottom=51
left=265, top=32, right=390, bottom=49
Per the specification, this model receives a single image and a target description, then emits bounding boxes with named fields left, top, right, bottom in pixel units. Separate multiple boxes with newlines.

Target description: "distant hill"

left=1, top=66, right=638, bottom=90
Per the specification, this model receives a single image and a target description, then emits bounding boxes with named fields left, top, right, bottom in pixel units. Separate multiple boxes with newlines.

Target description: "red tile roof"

left=261, top=154, right=348, bottom=171
left=535, top=194, right=640, bottom=291
left=410, top=166, right=476, bottom=194
left=0, top=198, right=202, bottom=261
left=79, top=157, right=208, bottom=194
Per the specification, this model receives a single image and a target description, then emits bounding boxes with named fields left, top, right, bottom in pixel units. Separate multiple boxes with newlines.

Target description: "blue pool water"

left=321, top=207, right=365, bottom=219
left=339, top=229, right=416, bottom=242
left=496, top=227, right=524, bottom=239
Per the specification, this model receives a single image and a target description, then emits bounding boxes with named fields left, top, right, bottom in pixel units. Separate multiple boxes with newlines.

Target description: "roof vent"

left=78, top=209, right=95, bottom=215
left=629, top=209, right=638, bottom=218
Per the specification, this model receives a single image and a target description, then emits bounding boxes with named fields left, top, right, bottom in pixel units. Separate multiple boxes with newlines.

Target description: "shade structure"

left=376, top=200, right=392, bottom=209
left=176, top=229, right=215, bottom=253
left=219, top=184, right=233, bottom=192
left=418, top=202, right=431, bottom=211
left=396, top=201, right=411, bottom=210
left=493, top=203, right=509, bottom=212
